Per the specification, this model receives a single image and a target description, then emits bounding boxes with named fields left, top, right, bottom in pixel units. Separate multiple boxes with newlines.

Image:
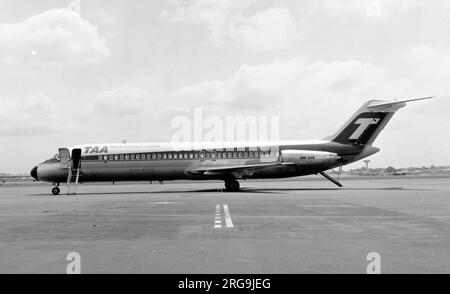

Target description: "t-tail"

left=327, top=96, right=434, bottom=146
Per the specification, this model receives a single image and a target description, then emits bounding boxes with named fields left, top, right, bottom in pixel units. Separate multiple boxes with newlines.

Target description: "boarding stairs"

left=59, top=148, right=82, bottom=195
left=67, top=161, right=81, bottom=195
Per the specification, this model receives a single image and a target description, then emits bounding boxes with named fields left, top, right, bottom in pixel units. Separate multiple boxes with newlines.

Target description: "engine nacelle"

left=281, top=150, right=339, bottom=165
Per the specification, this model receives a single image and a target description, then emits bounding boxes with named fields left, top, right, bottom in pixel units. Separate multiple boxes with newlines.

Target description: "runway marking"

left=214, top=204, right=234, bottom=229
left=223, top=204, right=234, bottom=228
left=3, top=213, right=450, bottom=222
left=214, top=204, right=222, bottom=228
left=147, top=202, right=183, bottom=205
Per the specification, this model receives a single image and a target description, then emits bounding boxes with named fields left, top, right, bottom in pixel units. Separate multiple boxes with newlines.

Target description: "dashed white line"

left=214, top=204, right=222, bottom=228
left=223, top=204, right=234, bottom=228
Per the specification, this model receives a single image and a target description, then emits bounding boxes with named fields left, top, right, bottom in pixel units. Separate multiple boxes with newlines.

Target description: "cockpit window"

left=43, top=154, right=60, bottom=163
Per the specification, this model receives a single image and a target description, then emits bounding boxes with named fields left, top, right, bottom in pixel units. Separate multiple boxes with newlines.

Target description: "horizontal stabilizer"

left=367, top=96, right=434, bottom=110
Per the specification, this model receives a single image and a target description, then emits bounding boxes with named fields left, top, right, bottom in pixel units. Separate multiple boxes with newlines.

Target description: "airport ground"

left=0, top=176, right=449, bottom=274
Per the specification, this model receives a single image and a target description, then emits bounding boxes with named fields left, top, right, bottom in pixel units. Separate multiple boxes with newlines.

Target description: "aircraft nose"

left=30, top=166, right=38, bottom=180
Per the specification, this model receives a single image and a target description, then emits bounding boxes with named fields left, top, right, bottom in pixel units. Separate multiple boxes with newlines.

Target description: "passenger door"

left=71, top=149, right=82, bottom=170
left=58, top=148, right=71, bottom=169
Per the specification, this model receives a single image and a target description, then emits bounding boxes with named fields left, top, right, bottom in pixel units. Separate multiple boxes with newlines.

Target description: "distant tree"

left=384, top=166, right=397, bottom=174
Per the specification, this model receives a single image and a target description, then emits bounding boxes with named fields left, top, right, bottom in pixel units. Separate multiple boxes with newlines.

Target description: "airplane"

left=30, top=96, right=432, bottom=195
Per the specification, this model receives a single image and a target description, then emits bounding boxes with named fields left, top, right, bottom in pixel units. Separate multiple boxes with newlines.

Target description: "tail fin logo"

left=349, top=118, right=380, bottom=140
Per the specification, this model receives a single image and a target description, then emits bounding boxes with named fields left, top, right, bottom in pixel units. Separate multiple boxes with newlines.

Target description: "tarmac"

left=0, top=177, right=449, bottom=273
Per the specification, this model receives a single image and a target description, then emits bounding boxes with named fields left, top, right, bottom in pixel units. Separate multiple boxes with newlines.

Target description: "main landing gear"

left=52, top=184, right=61, bottom=195
left=224, top=179, right=240, bottom=192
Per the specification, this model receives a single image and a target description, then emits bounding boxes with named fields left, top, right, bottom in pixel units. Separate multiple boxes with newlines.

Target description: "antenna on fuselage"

left=122, top=139, right=127, bottom=144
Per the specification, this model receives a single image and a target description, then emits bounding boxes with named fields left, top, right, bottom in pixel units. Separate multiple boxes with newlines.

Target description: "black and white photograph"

left=0, top=0, right=449, bottom=280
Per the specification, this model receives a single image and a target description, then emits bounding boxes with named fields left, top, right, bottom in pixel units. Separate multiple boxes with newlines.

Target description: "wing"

left=190, top=162, right=294, bottom=177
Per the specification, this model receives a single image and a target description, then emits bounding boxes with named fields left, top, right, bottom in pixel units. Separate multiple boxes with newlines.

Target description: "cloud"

left=299, top=0, right=450, bottom=20
left=165, top=0, right=252, bottom=44
left=0, top=9, right=110, bottom=65
left=308, top=0, right=390, bottom=19
left=164, top=1, right=299, bottom=51
left=0, top=94, right=65, bottom=135
left=85, top=11, right=117, bottom=27
left=400, top=45, right=450, bottom=111
left=173, top=43, right=450, bottom=121
left=174, top=58, right=387, bottom=113
left=87, top=76, right=173, bottom=119
left=402, top=44, right=450, bottom=65
left=228, top=7, right=298, bottom=51
left=92, top=84, right=149, bottom=116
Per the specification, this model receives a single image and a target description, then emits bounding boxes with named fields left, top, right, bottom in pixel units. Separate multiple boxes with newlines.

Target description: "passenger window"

left=205, top=152, right=210, bottom=159
left=125, top=154, right=129, bottom=160
left=228, top=152, right=232, bottom=158
left=168, top=153, right=173, bottom=159
left=189, top=153, right=194, bottom=159
left=244, top=152, right=248, bottom=158
left=157, top=153, right=162, bottom=159
left=200, top=152, right=205, bottom=159
left=233, top=152, right=237, bottom=158
left=217, top=152, right=222, bottom=158
left=163, top=153, right=167, bottom=159
left=103, top=155, right=108, bottom=161
left=194, top=153, right=199, bottom=159
left=114, top=155, right=119, bottom=160
left=120, top=154, right=124, bottom=160
left=152, top=154, right=156, bottom=160
left=98, top=155, right=102, bottom=160
left=130, top=154, right=135, bottom=160
left=136, top=154, right=141, bottom=160
left=238, top=152, right=243, bottom=158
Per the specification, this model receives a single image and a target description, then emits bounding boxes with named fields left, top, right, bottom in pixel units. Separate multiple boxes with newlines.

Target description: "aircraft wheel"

left=52, top=187, right=60, bottom=195
left=225, top=179, right=240, bottom=192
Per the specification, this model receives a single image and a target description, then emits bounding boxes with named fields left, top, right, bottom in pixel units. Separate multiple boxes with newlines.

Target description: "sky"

left=0, top=0, right=449, bottom=173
